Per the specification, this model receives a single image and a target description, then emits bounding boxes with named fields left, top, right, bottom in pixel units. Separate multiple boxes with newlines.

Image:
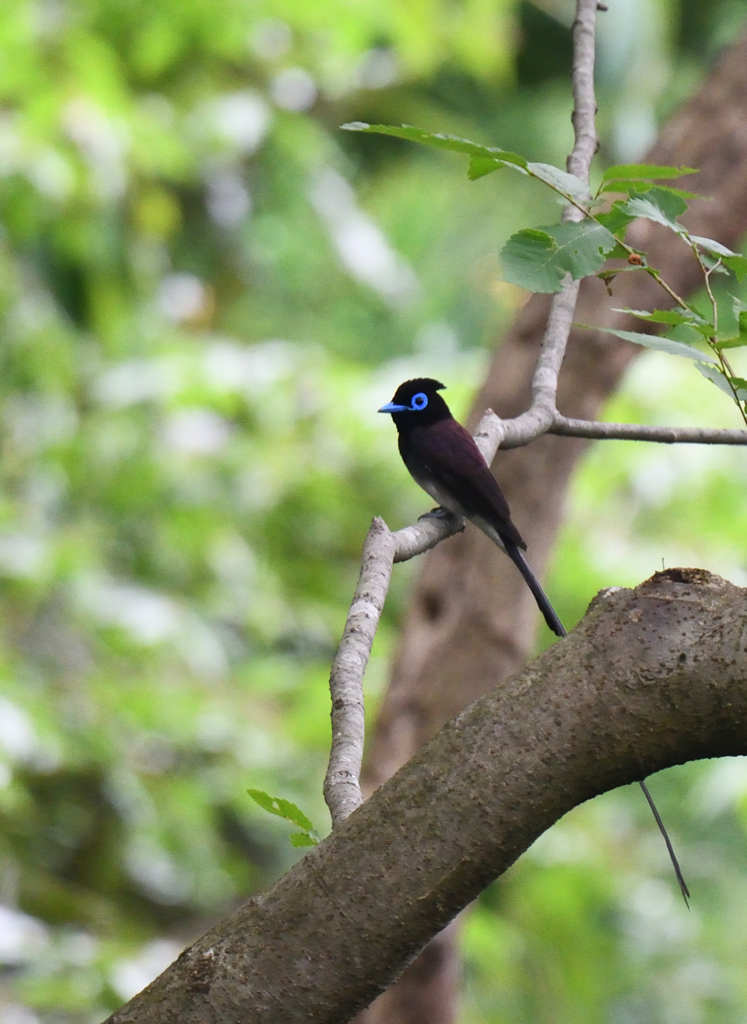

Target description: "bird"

left=378, top=376, right=565, bottom=636
left=379, top=376, right=690, bottom=905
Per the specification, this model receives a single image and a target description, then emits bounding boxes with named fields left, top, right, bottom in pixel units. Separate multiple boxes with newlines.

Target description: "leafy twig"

left=248, top=789, right=321, bottom=847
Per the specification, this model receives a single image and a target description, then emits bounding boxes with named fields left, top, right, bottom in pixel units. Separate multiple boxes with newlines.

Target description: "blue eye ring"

left=411, top=392, right=428, bottom=411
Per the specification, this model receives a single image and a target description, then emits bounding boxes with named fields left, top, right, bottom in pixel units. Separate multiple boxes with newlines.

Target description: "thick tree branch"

left=109, top=570, right=747, bottom=1024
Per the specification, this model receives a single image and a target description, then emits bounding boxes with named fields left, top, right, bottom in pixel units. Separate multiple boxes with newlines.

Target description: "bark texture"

left=360, top=29, right=747, bottom=1024
left=107, top=571, right=747, bottom=1024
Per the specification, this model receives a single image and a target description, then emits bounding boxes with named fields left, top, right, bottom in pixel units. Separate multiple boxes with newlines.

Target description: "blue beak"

left=378, top=401, right=408, bottom=414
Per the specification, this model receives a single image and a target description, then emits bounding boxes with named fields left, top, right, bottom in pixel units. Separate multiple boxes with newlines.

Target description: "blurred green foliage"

left=0, top=0, right=746, bottom=1021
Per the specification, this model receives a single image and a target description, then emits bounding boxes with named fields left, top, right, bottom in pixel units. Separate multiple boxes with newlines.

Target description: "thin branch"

left=324, top=518, right=395, bottom=825
left=504, top=0, right=599, bottom=442
left=324, top=509, right=471, bottom=825
left=567, top=1, right=599, bottom=180
left=549, top=414, right=747, bottom=444
left=518, top=280, right=582, bottom=436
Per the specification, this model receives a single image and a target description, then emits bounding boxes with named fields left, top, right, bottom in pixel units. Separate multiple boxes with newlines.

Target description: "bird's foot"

left=418, top=506, right=453, bottom=522
left=418, top=507, right=465, bottom=533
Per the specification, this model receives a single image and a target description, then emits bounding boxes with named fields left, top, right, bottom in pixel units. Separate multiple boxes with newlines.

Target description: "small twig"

left=701, top=260, right=720, bottom=337
left=643, top=266, right=690, bottom=310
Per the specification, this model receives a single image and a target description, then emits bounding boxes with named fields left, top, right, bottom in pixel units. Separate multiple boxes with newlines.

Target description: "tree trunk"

left=358, top=30, right=747, bottom=1024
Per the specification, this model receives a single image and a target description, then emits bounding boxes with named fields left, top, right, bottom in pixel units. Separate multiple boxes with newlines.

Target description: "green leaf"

left=585, top=326, right=717, bottom=362
left=688, top=237, right=747, bottom=279
left=546, top=221, right=617, bottom=276
left=616, top=188, right=688, bottom=234
left=604, top=243, right=632, bottom=260
left=599, top=179, right=654, bottom=196
left=699, top=254, right=729, bottom=275
left=599, top=180, right=701, bottom=201
left=697, top=363, right=739, bottom=397
left=733, top=294, right=747, bottom=325
left=688, top=235, right=737, bottom=257
left=340, top=124, right=595, bottom=202
left=340, top=122, right=527, bottom=168
left=526, top=162, right=590, bottom=199
left=501, top=221, right=616, bottom=293
left=290, top=833, right=319, bottom=848
left=247, top=788, right=316, bottom=832
left=602, top=163, right=698, bottom=181
left=595, top=207, right=637, bottom=236
left=717, top=298, right=747, bottom=348
left=710, top=296, right=747, bottom=348
left=724, top=255, right=747, bottom=281
left=714, top=337, right=746, bottom=349
left=502, top=229, right=563, bottom=292
left=661, top=187, right=702, bottom=200
left=468, top=155, right=504, bottom=180
left=612, top=306, right=712, bottom=330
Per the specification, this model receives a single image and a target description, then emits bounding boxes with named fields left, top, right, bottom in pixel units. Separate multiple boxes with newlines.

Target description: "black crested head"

left=378, top=378, right=452, bottom=430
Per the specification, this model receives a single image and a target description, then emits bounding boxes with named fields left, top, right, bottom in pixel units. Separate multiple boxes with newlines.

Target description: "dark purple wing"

left=401, top=418, right=526, bottom=549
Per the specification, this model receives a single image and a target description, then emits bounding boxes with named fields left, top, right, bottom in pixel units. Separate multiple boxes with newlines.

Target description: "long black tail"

left=504, top=541, right=566, bottom=637
left=504, top=540, right=690, bottom=905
